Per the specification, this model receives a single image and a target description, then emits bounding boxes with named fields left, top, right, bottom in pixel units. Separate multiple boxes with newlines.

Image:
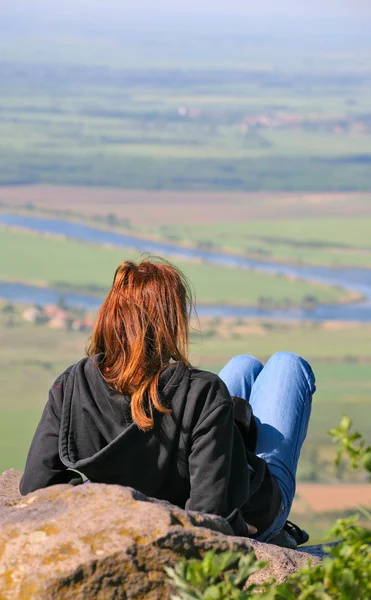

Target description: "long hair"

left=87, top=257, right=194, bottom=431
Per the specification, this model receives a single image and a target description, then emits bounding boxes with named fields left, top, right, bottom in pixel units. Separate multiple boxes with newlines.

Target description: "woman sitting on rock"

left=20, top=258, right=315, bottom=548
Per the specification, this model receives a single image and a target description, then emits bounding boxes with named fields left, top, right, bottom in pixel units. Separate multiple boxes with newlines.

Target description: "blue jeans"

left=219, top=352, right=316, bottom=542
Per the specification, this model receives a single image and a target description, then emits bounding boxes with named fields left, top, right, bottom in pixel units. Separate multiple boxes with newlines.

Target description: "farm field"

left=192, top=319, right=371, bottom=363
left=2, top=14, right=371, bottom=192
left=0, top=228, right=351, bottom=307
left=290, top=483, right=371, bottom=544
left=167, top=215, right=371, bottom=268
left=2, top=187, right=371, bottom=226
left=293, top=484, right=371, bottom=515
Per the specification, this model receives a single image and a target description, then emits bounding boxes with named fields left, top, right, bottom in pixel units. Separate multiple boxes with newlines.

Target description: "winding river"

left=1, top=213, right=371, bottom=321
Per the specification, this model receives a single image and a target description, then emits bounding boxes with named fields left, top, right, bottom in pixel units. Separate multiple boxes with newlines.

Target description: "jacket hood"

left=59, top=355, right=191, bottom=488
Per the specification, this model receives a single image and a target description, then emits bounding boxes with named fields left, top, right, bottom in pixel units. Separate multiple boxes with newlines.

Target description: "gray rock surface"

left=298, top=542, right=338, bottom=560
left=0, top=469, right=321, bottom=599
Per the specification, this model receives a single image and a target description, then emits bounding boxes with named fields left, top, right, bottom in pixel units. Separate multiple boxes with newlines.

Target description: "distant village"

left=177, top=106, right=371, bottom=135
left=21, top=304, right=94, bottom=332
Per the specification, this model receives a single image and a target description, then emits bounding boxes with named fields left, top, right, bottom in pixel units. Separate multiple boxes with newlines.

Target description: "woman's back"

left=20, top=354, right=251, bottom=518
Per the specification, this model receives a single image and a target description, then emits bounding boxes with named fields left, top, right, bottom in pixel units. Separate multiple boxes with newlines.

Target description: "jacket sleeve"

left=20, top=374, right=78, bottom=495
left=185, top=398, right=235, bottom=518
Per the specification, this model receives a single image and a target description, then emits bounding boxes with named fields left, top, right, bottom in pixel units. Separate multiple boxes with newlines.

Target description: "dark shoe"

left=269, top=528, right=297, bottom=549
left=269, top=520, right=309, bottom=549
left=285, top=520, right=310, bottom=545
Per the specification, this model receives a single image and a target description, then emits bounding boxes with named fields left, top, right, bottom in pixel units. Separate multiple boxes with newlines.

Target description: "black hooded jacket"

left=20, top=355, right=281, bottom=536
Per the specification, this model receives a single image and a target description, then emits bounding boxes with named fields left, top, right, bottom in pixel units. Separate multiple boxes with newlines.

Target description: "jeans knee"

left=226, top=354, right=263, bottom=377
left=271, top=351, right=300, bottom=364
left=269, top=352, right=316, bottom=394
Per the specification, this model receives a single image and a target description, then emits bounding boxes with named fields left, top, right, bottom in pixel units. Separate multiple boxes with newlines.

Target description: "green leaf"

left=339, top=415, right=352, bottom=433
left=203, top=585, right=222, bottom=600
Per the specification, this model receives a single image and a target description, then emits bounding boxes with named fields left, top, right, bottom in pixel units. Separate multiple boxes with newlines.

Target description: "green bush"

left=274, top=514, right=371, bottom=599
left=329, top=415, right=371, bottom=478
left=165, top=551, right=273, bottom=599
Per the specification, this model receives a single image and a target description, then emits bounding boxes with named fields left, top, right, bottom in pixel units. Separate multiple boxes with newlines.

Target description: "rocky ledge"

left=0, top=469, right=322, bottom=599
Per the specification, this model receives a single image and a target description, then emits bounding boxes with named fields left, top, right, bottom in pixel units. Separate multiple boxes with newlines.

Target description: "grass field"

left=0, top=228, right=351, bottom=307
left=191, top=319, right=371, bottom=363
left=162, top=215, right=371, bottom=268
left=174, top=216, right=371, bottom=249
left=3, top=111, right=371, bottom=160
left=2, top=20, right=371, bottom=191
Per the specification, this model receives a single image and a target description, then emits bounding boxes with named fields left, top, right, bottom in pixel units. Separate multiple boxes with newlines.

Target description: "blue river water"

left=1, top=213, right=371, bottom=321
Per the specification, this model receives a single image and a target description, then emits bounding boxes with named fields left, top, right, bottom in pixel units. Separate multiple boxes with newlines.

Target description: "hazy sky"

left=125, top=0, right=369, bottom=17
left=1, top=0, right=370, bottom=41
left=1, top=0, right=371, bottom=19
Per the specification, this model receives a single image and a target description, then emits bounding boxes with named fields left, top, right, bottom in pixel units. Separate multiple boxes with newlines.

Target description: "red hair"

left=87, top=257, right=194, bottom=430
